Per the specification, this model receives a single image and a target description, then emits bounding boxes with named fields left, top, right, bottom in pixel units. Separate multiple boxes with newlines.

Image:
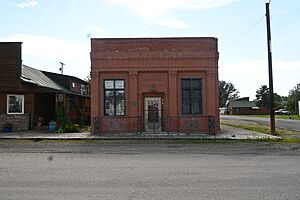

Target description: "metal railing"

left=166, top=115, right=215, bottom=134
left=92, top=114, right=216, bottom=134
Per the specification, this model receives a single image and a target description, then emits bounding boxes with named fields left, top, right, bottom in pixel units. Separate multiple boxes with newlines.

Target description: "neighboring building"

left=226, top=97, right=268, bottom=115
left=219, top=107, right=228, bottom=115
left=91, top=37, right=220, bottom=134
left=298, top=100, right=300, bottom=116
left=0, top=42, right=90, bottom=131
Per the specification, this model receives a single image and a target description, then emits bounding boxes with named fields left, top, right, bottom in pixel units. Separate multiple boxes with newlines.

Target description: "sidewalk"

left=0, top=125, right=280, bottom=140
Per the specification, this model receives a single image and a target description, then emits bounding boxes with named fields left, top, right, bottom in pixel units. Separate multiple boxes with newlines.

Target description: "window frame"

left=181, top=78, right=203, bottom=115
left=103, top=79, right=125, bottom=116
left=7, top=94, right=24, bottom=114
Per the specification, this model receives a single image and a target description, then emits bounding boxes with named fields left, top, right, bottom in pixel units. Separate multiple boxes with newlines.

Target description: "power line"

left=222, top=15, right=265, bottom=50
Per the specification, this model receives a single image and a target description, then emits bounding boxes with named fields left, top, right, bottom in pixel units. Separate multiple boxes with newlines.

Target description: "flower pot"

left=48, top=125, right=57, bottom=131
left=3, top=127, right=12, bottom=132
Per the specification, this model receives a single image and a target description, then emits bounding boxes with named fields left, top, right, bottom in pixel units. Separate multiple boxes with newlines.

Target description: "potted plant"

left=34, top=116, right=44, bottom=126
left=2, top=122, right=13, bottom=132
left=48, top=120, right=57, bottom=132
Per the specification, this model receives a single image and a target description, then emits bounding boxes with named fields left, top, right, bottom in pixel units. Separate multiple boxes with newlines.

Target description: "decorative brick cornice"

left=92, top=66, right=213, bottom=73
left=91, top=56, right=215, bottom=62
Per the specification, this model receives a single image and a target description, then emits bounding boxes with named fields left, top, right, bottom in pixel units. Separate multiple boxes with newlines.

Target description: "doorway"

left=144, top=97, right=162, bottom=133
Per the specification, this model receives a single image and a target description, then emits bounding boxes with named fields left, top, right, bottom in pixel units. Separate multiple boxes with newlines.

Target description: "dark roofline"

left=41, top=70, right=88, bottom=85
left=91, top=37, right=217, bottom=41
left=228, top=97, right=250, bottom=102
left=0, top=42, right=22, bottom=44
left=21, top=65, right=90, bottom=97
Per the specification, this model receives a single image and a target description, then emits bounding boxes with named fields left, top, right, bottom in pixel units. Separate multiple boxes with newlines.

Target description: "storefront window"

left=181, top=79, right=202, bottom=115
left=104, top=80, right=125, bottom=116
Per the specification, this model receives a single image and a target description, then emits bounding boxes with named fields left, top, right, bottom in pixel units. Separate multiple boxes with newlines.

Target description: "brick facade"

left=91, top=37, right=220, bottom=134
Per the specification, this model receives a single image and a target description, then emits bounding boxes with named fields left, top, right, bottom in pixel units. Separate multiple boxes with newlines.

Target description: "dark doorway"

left=34, top=93, right=56, bottom=125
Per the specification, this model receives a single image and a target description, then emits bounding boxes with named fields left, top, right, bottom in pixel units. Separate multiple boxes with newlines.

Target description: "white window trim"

left=7, top=94, right=24, bottom=114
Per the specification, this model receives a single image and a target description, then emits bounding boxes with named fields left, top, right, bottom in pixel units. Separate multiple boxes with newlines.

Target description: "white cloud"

left=103, top=0, right=239, bottom=29
left=220, top=60, right=300, bottom=99
left=1, top=34, right=90, bottom=78
left=16, top=0, right=39, bottom=8
left=154, top=18, right=188, bottom=29
left=104, top=0, right=240, bottom=18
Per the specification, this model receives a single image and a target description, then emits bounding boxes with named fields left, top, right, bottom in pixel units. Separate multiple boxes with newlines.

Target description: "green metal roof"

left=227, top=99, right=257, bottom=108
left=21, top=65, right=70, bottom=93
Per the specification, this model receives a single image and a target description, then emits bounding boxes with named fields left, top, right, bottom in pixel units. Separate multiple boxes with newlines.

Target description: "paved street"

left=0, top=141, right=299, bottom=200
left=221, top=115, right=300, bottom=132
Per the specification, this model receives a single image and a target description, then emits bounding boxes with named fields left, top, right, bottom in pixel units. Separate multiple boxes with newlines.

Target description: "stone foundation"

left=0, top=113, right=31, bottom=132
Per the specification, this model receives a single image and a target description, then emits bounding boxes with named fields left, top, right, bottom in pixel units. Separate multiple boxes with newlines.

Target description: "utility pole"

left=59, top=62, right=65, bottom=74
left=265, top=2, right=275, bottom=134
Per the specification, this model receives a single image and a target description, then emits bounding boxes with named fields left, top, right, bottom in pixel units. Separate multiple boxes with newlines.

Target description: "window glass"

left=105, top=98, right=114, bottom=116
left=104, top=80, right=125, bottom=116
left=192, top=79, right=201, bottom=89
left=116, top=99, right=125, bottom=116
left=104, top=80, right=114, bottom=89
left=181, top=97, right=191, bottom=115
left=192, top=90, right=201, bottom=97
left=181, top=79, right=191, bottom=89
left=105, top=90, right=114, bottom=98
left=115, top=80, right=124, bottom=89
left=81, top=85, right=86, bottom=95
left=192, top=97, right=202, bottom=114
left=7, top=95, right=24, bottom=114
left=181, top=79, right=202, bottom=115
left=181, top=90, right=191, bottom=98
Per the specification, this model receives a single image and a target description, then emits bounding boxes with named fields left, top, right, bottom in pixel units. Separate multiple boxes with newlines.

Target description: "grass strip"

left=249, top=115, right=300, bottom=120
left=221, top=122, right=284, bottom=135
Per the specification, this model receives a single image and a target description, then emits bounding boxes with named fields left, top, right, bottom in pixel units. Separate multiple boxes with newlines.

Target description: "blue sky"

left=1, top=0, right=299, bottom=99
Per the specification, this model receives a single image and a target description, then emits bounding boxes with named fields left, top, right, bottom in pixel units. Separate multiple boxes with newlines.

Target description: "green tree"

left=273, top=93, right=287, bottom=109
left=219, top=80, right=240, bottom=107
left=255, top=85, right=270, bottom=108
left=286, top=83, right=300, bottom=114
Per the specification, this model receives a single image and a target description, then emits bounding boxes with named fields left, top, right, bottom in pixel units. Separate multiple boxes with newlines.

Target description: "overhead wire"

left=222, top=15, right=265, bottom=50
left=221, top=1, right=274, bottom=50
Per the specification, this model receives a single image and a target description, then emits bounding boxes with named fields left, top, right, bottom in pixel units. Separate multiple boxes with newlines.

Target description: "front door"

left=144, top=97, right=162, bottom=133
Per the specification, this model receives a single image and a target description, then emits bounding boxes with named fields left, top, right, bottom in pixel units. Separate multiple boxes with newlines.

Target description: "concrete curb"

left=0, top=125, right=281, bottom=141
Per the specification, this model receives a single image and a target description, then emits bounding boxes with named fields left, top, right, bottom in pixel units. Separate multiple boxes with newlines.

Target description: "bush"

left=55, top=105, right=80, bottom=133
left=57, top=123, right=80, bottom=133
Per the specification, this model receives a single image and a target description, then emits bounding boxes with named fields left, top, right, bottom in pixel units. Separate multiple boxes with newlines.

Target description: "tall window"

left=181, top=78, right=202, bottom=115
left=7, top=94, right=24, bottom=114
left=104, top=80, right=125, bottom=116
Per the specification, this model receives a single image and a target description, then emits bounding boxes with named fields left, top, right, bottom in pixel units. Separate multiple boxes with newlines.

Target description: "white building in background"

left=298, top=100, right=300, bottom=116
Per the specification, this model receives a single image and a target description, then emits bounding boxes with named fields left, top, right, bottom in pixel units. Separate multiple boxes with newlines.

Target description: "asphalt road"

left=0, top=141, right=300, bottom=200
left=221, top=115, right=300, bottom=132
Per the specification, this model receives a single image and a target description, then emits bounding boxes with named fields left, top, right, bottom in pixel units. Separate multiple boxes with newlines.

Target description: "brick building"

left=90, top=37, right=220, bottom=134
